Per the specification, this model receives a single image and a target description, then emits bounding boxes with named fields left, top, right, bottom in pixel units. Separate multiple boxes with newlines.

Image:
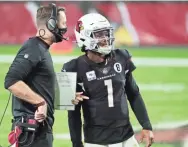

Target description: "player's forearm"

left=68, top=115, right=84, bottom=147
left=129, top=94, right=152, bottom=130
left=7, top=81, right=45, bottom=105
left=68, top=104, right=83, bottom=146
left=125, top=73, right=152, bottom=130
left=68, top=113, right=83, bottom=142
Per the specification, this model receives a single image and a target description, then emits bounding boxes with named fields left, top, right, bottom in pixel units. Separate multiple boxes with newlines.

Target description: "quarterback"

left=62, top=13, right=154, bottom=147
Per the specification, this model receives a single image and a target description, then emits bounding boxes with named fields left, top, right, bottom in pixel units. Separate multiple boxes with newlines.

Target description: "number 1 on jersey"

left=104, top=79, right=114, bottom=107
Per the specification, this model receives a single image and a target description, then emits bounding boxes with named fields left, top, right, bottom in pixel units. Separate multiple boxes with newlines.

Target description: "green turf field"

left=0, top=45, right=188, bottom=147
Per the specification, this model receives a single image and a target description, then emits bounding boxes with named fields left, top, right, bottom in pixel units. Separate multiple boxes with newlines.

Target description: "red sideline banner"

left=0, top=2, right=188, bottom=51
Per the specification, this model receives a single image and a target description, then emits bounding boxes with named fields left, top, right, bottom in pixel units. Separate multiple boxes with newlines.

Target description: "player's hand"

left=139, top=129, right=154, bottom=147
left=72, top=92, right=89, bottom=105
left=34, top=102, right=47, bottom=122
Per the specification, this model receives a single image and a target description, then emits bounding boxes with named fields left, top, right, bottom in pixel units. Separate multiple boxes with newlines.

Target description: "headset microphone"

left=46, top=3, right=68, bottom=43
left=54, top=32, right=69, bottom=41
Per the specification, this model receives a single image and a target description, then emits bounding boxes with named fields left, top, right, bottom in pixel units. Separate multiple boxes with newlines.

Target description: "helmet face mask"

left=75, top=13, right=115, bottom=55
left=91, top=27, right=115, bottom=55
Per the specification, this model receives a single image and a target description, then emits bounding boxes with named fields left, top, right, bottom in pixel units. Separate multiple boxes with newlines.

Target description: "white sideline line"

left=139, top=83, right=185, bottom=92
left=1, top=55, right=188, bottom=67
left=54, top=120, right=188, bottom=140
left=0, top=55, right=186, bottom=91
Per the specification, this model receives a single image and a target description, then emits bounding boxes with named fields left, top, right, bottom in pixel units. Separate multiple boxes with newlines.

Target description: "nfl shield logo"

left=102, top=68, right=108, bottom=74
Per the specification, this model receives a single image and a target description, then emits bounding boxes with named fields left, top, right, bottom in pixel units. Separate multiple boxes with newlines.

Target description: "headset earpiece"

left=46, top=3, right=57, bottom=32
left=47, top=19, right=56, bottom=31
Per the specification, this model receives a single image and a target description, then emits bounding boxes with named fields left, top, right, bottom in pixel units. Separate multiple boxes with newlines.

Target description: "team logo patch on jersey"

left=114, top=63, right=122, bottom=73
left=86, top=70, right=96, bottom=81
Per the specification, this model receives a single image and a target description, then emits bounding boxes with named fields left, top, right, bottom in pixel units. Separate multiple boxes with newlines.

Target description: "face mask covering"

left=53, top=27, right=68, bottom=43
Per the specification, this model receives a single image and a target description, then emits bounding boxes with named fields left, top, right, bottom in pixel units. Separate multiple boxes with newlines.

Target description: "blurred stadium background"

left=0, top=1, right=188, bottom=147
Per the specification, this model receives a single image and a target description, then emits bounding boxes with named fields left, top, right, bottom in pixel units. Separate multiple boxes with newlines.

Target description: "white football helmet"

left=74, top=13, right=115, bottom=55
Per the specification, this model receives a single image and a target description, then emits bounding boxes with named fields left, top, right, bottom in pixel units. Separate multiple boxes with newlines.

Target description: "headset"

left=46, top=3, right=58, bottom=32
left=46, top=3, right=68, bottom=41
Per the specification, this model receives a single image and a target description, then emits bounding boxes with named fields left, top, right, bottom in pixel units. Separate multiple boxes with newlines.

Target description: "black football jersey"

left=63, top=49, right=136, bottom=144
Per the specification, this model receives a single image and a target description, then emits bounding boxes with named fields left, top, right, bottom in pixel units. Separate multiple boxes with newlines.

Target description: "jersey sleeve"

left=62, top=59, right=84, bottom=147
left=62, top=59, right=85, bottom=93
left=68, top=102, right=84, bottom=147
left=127, top=50, right=136, bottom=73
left=4, top=44, right=41, bottom=89
left=61, top=59, right=77, bottom=72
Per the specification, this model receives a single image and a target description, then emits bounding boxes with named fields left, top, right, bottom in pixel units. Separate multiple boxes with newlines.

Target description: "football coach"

left=4, top=3, right=67, bottom=147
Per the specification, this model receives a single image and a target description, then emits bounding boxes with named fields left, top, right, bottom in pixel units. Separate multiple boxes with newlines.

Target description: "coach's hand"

left=34, top=101, right=47, bottom=122
left=72, top=92, right=89, bottom=105
left=139, top=129, right=154, bottom=147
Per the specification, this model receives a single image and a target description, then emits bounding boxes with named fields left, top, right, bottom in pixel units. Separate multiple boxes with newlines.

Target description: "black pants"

left=12, top=118, right=53, bottom=147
